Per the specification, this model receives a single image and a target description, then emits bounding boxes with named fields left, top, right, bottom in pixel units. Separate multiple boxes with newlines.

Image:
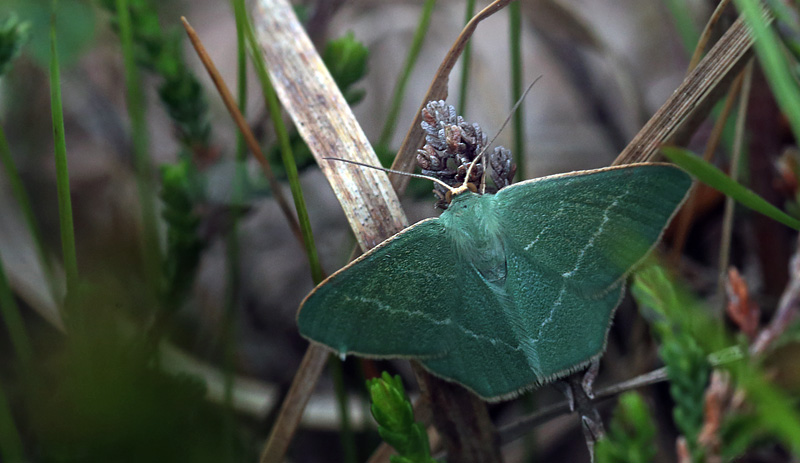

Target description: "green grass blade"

left=377, top=0, right=436, bottom=148
left=232, top=0, right=248, bottom=166
left=223, top=1, right=250, bottom=460
left=662, top=146, right=800, bottom=230
left=0, top=125, right=58, bottom=297
left=457, top=0, right=476, bottom=116
left=116, top=0, right=162, bottom=289
left=244, top=18, right=323, bottom=285
left=329, top=356, right=358, bottom=463
left=734, top=0, right=800, bottom=142
left=508, top=2, right=524, bottom=180
left=0, top=251, right=33, bottom=366
left=0, top=378, right=24, bottom=463
left=49, top=0, right=78, bottom=292
left=738, top=367, right=800, bottom=454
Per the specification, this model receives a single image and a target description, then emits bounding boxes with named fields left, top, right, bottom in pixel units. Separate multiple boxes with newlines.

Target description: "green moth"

left=298, top=164, right=691, bottom=401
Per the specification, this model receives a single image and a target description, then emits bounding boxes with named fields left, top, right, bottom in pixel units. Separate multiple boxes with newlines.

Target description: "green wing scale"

left=297, top=163, right=691, bottom=400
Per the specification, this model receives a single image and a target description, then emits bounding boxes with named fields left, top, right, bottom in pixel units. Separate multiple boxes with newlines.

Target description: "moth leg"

left=565, top=375, right=606, bottom=463
left=581, top=358, right=601, bottom=400
left=581, top=415, right=605, bottom=463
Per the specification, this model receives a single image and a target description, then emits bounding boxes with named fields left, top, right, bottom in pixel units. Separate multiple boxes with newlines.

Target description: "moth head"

left=444, top=182, right=478, bottom=204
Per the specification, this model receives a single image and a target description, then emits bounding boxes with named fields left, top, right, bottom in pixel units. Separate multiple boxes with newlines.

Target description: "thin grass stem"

left=221, top=1, right=251, bottom=460
left=242, top=18, right=324, bottom=285
left=0, top=251, right=33, bottom=366
left=0, top=378, right=24, bottom=463
left=378, top=0, right=437, bottom=149
left=457, top=0, right=476, bottom=115
left=0, top=125, right=58, bottom=301
left=508, top=1, right=524, bottom=180
left=242, top=15, right=361, bottom=461
left=183, top=18, right=304, bottom=245
left=734, top=0, right=800, bottom=141
left=116, top=0, right=162, bottom=290
left=718, top=61, right=753, bottom=303
left=49, top=0, right=78, bottom=293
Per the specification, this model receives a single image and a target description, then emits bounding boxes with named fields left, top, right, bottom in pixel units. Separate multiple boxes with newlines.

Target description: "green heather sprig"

left=99, top=0, right=211, bottom=149
left=632, top=265, right=714, bottom=463
left=323, top=31, right=368, bottom=105
left=0, top=14, right=29, bottom=76
left=159, top=160, right=203, bottom=310
left=367, top=372, right=439, bottom=463
left=659, top=328, right=710, bottom=462
left=594, top=392, right=657, bottom=463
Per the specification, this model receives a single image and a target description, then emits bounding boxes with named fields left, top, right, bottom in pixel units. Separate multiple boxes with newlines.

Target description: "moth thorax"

left=442, top=193, right=507, bottom=284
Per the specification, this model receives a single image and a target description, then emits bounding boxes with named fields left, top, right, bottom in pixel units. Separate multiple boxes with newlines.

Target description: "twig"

left=497, top=367, right=668, bottom=446
left=496, top=346, right=744, bottom=448
left=688, top=0, right=734, bottom=72
left=181, top=17, right=304, bottom=247
left=413, top=363, right=502, bottom=463
left=259, top=346, right=329, bottom=463
left=752, top=235, right=800, bottom=355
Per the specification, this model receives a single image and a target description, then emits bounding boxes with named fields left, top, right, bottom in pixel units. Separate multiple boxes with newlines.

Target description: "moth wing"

left=494, top=163, right=690, bottom=295
left=297, top=218, right=461, bottom=359
left=468, top=164, right=691, bottom=397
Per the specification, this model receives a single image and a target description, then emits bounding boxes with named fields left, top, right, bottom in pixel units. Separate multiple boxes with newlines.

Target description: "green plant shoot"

left=367, top=372, right=439, bottom=463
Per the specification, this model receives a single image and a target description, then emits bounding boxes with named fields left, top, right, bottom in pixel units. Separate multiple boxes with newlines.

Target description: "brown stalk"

left=260, top=347, right=328, bottom=463
left=688, top=0, right=734, bottom=72
left=752, top=235, right=800, bottom=355
left=181, top=17, right=303, bottom=246
left=183, top=16, right=334, bottom=463
left=413, top=363, right=503, bottom=463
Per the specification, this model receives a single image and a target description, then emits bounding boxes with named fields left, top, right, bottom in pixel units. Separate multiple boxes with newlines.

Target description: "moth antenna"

left=323, top=157, right=457, bottom=194
left=462, top=75, right=543, bottom=187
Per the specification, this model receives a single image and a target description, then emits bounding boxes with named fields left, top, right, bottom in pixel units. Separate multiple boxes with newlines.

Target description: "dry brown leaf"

left=725, top=267, right=761, bottom=339
left=698, top=370, right=733, bottom=463
left=676, top=436, right=692, bottom=463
